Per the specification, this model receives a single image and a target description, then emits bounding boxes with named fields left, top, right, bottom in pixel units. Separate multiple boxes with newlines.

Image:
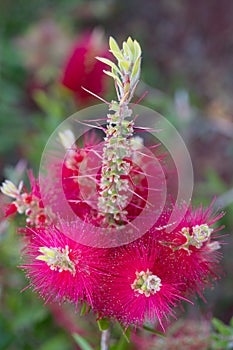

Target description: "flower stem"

left=100, top=329, right=110, bottom=350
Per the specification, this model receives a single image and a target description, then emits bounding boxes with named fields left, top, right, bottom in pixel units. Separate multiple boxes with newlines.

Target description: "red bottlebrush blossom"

left=0, top=171, right=51, bottom=227
left=60, top=129, right=102, bottom=224
left=96, top=236, right=190, bottom=330
left=60, top=129, right=157, bottom=228
left=152, top=203, right=224, bottom=298
left=61, top=30, right=110, bottom=105
left=20, top=225, right=106, bottom=308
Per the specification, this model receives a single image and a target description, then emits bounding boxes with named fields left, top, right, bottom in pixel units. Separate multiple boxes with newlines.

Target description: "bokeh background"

left=0, top=1, right=232, bottom=349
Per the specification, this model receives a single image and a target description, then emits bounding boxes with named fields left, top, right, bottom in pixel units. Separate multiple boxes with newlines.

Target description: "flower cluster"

left=14, top=206, right=223, bottom=331
left=1, top=36, right=224, bottom=333
left=0, top=171, right=51, bottom=226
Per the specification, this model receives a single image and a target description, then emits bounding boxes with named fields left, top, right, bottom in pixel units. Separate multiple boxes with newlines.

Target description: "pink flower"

left=152, top=203, right=224, bottom=297
left=61, top=30, right=110, bottom=105
left=61, top=130, right=102, bottom=224
left=96, top=236, right=189, bottom=330
left=20, top=225, right=106, bottom=309
left=0, top=171, right=51, bottom=227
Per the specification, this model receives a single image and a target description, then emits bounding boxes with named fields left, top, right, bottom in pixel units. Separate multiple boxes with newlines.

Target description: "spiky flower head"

left=96, top=237, right=189, bottom=330
left=153, top=203, right=224, bottom=297
left=20, top=225, right=105, bottom=308
left=0, top=172, right=51, bottom=226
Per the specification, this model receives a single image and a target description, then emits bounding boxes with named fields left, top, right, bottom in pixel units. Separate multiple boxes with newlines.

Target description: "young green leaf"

left=117, top=323, right=131, bottom=343
left=131, top=56, right=141, bottom=80
left=123, top=42, right=133, bottom=61
left=97, top=317, right=110, bottom=331
left=119, top=60, right=130, bottom=73
left=109, top=37, right=124, bottom=60
left=72, top=333, right=94, bottom=350
left=133, top=40, right=142, bottom=60
left=212, top=318, right=233, bottom=336
left=143, top=324, right=165, bottom=337
left=80, top=302, right=87, bottom=316
left=103, top=70, right=123, bottom=87
left=126, top=37, right=134, bottom=51
left=95, top=57, right=121, bottom=75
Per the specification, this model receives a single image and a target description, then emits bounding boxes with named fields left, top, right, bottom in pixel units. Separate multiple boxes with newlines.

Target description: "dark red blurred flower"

left=61, top=30, right=110, bottom=105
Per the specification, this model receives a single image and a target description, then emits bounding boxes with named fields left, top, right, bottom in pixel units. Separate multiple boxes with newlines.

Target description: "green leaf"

left=110, top=50, right=124, bottom=61
left=96, top=57, right=121, bottom=75
left=119, top=60, right=130, bottom=73
left=121, top=327, right=131, bottom=344
left=123, top=42, right=133, bottom=61
left=38, top=334, right=71, bottom=350
left=103, top=70, right=123, bottom=86
left=212, top=318, right=233, bottom=336
left=97, top=317, right=110, bottom=331
left=131, top=56, right=141, bottom=80
left=109, top=37, right=124, bottom=60
left=114, top=334, right=130, bottom=350
left=117, top=323, right=131, bottom=343
left=143, top=324, right=165, bottom=337
left=0, top=315, right=13, bottom=349
left=126, top=37, right=134, bottom=52
left=72, top=333, right=94, bottom=350
left=133, top=40, right=142, bottom=60
left=80, top=302, right=87, bottom=316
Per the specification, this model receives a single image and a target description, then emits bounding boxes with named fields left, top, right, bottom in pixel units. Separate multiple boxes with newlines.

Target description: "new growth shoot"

left=96, top=37, right=142, bottom=225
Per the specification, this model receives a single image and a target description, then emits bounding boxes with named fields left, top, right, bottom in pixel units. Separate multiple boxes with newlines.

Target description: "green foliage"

left=211, top=318, right=233, bottom=350
left=97, top=318, right=110, bottom=331
left=0, top=39, right=29, bottom=156
left=109, top=326, right=131, bottom=350
left=97, top=36, right=142, bottom=102
left=143, top=324, right=165, bottom=337
left=73, top=333, right=94, bottom=350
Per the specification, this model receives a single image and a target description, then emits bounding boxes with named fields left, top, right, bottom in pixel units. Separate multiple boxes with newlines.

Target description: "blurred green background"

left=0, top=0, right=232, bottom=349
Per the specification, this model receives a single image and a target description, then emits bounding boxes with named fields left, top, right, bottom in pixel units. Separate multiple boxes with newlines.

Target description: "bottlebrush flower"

left=60, top=129, right=102, bottom=224
left=96, top=236, right=190, bottom=330
left=0, top=171, right=52, bottom=226
left=20, top=225, right=106, bottom=308
left=59, top=128, right=161, bottom=228
left=152, top=203, right=224, bottom=297
left=61, top=30, right=110, bottom=105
